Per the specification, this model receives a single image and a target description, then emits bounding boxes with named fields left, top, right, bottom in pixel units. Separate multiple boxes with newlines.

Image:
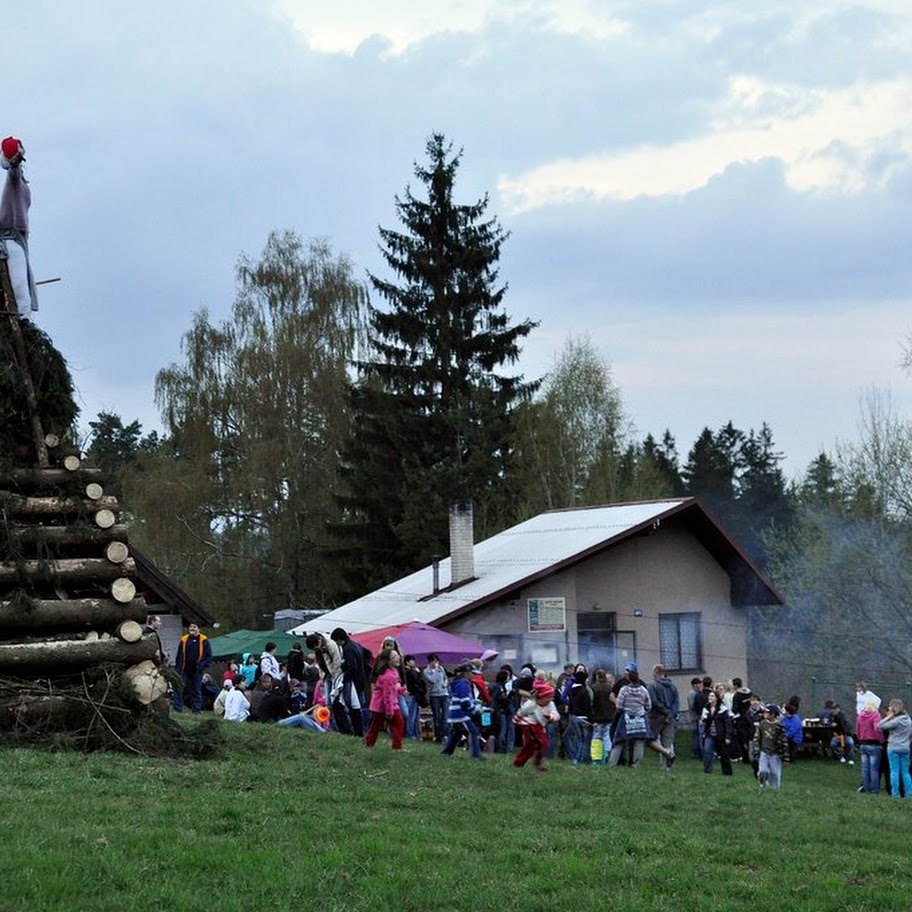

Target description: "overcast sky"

left=7, top=1, right=912, bottom=478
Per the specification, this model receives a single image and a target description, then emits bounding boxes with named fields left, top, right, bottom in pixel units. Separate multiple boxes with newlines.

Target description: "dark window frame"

left=658, top=611, right=703, bottom=673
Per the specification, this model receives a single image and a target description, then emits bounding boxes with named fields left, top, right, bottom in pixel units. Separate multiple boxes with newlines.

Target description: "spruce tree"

left=682, top=425, right=741, bottom=517
left=641, top=431, right=683, bottom=495
left=335, top=134, right=538, bottom=598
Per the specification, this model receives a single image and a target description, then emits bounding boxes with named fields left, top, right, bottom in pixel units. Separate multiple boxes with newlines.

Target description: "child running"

left=512, top=679, right=560, bottom=771
left=753, top=703, right=786, bottom=788
left=364, top=648, right=406, bottom=751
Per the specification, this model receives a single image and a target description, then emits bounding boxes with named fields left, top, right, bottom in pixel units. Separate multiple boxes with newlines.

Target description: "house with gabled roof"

left=296, top=497, right=782, bottom=690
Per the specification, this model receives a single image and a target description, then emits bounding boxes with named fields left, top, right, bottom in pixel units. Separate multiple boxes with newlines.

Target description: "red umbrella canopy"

left=350, top=621, right=487, bottom=667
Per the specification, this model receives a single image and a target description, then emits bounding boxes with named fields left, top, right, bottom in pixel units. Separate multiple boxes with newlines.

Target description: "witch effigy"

left=0, top=135, right=38, bottom=320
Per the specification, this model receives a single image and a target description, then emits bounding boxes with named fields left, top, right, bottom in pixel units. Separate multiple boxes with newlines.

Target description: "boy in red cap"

left=512, top=678, right=559, bottom=771
left=0, top=135, right=37, bottom=320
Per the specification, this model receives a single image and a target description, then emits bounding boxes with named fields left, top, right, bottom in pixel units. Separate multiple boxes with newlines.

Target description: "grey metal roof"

left=294, top=497, right=781, bottom=635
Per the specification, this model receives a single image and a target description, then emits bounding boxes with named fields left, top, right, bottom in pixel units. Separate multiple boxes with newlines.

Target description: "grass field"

left=2, top=721, right=910, bottom=912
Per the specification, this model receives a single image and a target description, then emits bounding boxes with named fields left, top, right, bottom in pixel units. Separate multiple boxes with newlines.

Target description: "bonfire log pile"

left=0, top=267, right=222, bottom=755
left=0, top=451, right=167, bottom=731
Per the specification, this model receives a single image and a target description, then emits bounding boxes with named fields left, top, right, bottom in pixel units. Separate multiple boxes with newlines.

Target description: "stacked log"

left=0, top=449, right=161, bottom=684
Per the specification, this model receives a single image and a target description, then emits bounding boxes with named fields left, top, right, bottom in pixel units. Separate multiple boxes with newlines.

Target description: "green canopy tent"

left=207, top=629, right=298, bottom=661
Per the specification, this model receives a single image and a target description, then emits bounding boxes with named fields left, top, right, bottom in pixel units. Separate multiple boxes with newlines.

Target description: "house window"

left=659, top=612, right=702, bottom=672
left=578, top=612, right=627, bottom=672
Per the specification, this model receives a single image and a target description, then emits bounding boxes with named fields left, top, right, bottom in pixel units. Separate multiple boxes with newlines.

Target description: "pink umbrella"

left=351, top=621, right=486, bottom=666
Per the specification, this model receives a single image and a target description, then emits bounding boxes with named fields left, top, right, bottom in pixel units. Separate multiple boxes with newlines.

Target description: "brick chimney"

left=449, top=498, right=475, bottom=585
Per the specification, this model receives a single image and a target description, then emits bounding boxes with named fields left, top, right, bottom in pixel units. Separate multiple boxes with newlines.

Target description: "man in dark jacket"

left=286, top=642, right=306, bottom=682
left=731, top=677, right=754, bottom=763
left=173, top=623, right=212, bottom=714
left=648, top=664, right=680, bottom=769
left=564, top=669, right=594, bottom=764
left=330, top=628, right=368, bottom=736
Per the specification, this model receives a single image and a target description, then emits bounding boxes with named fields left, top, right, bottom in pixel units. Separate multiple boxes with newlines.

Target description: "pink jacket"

left=369, top=668, right=402, bottom=716
left=856, top=708, right=884, bottom=743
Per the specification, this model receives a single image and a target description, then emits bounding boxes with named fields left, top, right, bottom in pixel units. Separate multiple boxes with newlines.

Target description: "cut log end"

left=105, top=541, right=130, bottom=564
left=111, top=578, right=137, bottom=604
left=95, top=508, right=116, bottom=529
left=63, top=455, right=81, bottom=472
left=125, top=660, right=169, bottom=705
left=115, top=619, right=143, bottom=643
left=85, top=482, right=104, bottom=500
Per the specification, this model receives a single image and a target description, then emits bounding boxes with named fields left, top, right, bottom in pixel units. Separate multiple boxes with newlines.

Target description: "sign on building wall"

left=528, top=596, right=566, bottom=632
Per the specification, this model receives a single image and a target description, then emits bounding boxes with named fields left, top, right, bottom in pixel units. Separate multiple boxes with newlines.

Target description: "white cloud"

left=267, top=0, right=628, bottom=56
left=497, top=77, right=912, bottom=212
left=268, top=0, right=496, bottom=56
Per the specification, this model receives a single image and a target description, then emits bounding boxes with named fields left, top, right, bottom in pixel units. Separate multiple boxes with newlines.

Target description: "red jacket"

left=471, top=673, right=491, bottom=705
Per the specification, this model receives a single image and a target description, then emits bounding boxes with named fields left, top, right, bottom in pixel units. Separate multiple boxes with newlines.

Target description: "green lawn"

left=1, top=723, right=909, bottom=912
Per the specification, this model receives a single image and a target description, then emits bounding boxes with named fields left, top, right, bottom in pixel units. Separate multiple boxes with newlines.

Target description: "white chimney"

left=449, top=498, right=475, bottom=585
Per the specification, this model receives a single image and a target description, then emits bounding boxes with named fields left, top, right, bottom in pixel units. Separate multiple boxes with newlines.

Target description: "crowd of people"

left=683, top=675, right=912, bottom=796
left=166, top=620, right=912, bottom=794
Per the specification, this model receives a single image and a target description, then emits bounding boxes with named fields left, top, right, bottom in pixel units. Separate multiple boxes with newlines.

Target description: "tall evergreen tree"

left=736, top=422, right=793, bottom=562
left=641, top=431, right=683, bottom=495
left=335, top=134, right=538, bottom=597
left=682, top=425, right=741, bottom=517
left=682, top=421, right=791, bottom=567
left=799, top=451, right=842, bottom=511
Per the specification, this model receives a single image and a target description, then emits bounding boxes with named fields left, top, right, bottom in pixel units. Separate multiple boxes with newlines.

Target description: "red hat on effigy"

left=1, top=136, right=22, bottom=160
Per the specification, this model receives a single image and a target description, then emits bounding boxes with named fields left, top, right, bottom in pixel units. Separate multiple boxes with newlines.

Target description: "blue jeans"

left=830, top=735, right=855, bottom=761
left=887, top=749, right=912, bottom=798
left=758, top=751, right=782, bottom=788
left=173, top=670, right=203, bottom=713
left=441, top=718, right=481, bottom=758
left=563, top=716, right=593, bottom=764
left=404, top=695, right=420, bottom=740
left=545, top=719, right=559, bottom=759
left=702, top=735, right=733, bottom=775
left=429, top=694, right=448, bottom=742
left=860, top=743, right=881, bottom=793
left=277, top=714, right=326, bottom=733
left=495, top=709, right=514, bottom=753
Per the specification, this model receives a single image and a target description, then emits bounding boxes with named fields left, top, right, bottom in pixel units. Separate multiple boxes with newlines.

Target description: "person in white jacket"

left=855, top=681, right=881, bottom=715
left=224, top=675, right=251, bottom=722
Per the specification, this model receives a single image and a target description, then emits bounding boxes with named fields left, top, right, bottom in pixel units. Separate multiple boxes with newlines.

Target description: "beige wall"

left=444, top=526, right=749, bottom=693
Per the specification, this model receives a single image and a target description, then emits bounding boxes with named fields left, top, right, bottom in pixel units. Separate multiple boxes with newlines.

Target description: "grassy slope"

left=1, top=723, right=910, bottom=912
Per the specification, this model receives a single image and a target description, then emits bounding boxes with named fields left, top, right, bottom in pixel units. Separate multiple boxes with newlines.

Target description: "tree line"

left=79, top=134, right=912, bottom=695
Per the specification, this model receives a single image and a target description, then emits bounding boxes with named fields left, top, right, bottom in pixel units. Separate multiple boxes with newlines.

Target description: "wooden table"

left=800, top=721, right=837, bottom=756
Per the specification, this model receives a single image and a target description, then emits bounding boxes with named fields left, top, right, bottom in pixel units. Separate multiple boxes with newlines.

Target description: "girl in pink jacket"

left=855, top=702, right=884, bottom=794
left=364, top=648, right=406, bottom=750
